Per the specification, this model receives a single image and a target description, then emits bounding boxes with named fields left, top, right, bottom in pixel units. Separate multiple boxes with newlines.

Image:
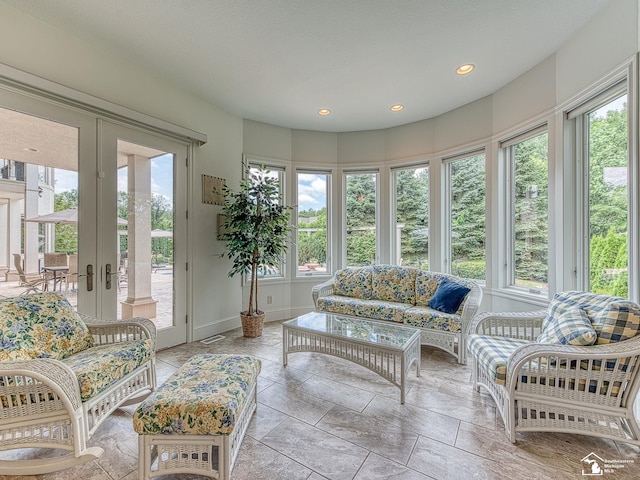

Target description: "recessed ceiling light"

left=318, top=109, right=331, bottom=116
left=24, top=147, right=39, bottom=152
left=390, top=104, right=404, bottom=112
left=456, top=64, right=475, bottom=75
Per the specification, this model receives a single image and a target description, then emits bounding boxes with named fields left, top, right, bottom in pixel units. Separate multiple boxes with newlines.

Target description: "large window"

left=345, top=171, right=377, bottom=266
left=573, top=89, right=628, bottom=297
left=393, top=166, right=429, bottom=268
left=503, top=129, right=549, bottom=292
left=446, top=153, right=485, bottom=280
left=249, top=162, right=285, bottom=278
left=297, top=170, right=329, bottom=275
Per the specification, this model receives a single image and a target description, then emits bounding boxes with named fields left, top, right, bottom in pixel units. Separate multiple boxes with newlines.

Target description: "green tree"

left=395, top=168, right=429, bottom=267
left=53, top=190, right=78, bottom=254
left=346, top=173, right=377, bottom=266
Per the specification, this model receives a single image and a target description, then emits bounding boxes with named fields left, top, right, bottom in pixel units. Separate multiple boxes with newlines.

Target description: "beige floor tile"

left=4, top=319, right=640, bottom=480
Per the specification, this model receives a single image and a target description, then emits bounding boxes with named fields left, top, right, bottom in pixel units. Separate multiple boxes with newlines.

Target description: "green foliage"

left=220, top=165, right=292, bottom=315
left=346, top=173, right=377, bottom=266
left=53, top=190, right=78, bottom=254
left=395, top=168, right=429, bottom=266
left=513, top=133, right=549, bottom=285
left=298, top=207, right=327, bottom=266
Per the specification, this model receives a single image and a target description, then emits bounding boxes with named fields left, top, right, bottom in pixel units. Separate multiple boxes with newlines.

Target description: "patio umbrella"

left=26, top=207, right=127, bottom=225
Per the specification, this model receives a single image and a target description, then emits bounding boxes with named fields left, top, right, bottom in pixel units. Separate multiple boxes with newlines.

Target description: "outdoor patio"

left=0, top=265, right=174, bottom=330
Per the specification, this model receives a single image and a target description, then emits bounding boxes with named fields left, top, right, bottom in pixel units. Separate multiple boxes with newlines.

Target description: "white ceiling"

left=2, top=0, right=612, bottom=133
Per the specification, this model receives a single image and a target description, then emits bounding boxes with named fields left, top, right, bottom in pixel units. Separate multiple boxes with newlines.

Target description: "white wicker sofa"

left=0, top=291, right=157, bottom=474
left=467, top=291, right=640, bottom=445
left=312, top=265, right=482, bottom=363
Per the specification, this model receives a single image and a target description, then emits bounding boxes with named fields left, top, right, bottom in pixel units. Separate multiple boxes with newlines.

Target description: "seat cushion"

left=62, top=339, right=154, bottom=401
left=536, top=307, right=597, bottom=346
left=467, top=335, right=532, bottom=385
left=133, top=353, right=261, bottom=435
left=333, top=267, right=373, bottom=299
left=0, top=292, right=94, bottom=361
left=317, top=295, right=409, bottom=323
left=403, top=306, right=462, bottom=333
left=371, top=265, right=417, bottom=304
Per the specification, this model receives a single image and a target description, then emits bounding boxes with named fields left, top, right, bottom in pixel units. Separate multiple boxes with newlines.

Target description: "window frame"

left=244, top=156, right=288, bottom=282
left=342, top=169, right=379, bottom=268
left=569, top=81, right=629, bottom=295
left=500, top=125, right=549, bottom=295
left=390, top=163, right=429, bottom=268
left=443, top=150, right=486, bottom=282
left=295, top=168, right=332, bottom=278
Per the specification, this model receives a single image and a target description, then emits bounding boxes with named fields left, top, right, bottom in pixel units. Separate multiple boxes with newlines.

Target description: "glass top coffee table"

left=283, top=312, right=421, bottom=403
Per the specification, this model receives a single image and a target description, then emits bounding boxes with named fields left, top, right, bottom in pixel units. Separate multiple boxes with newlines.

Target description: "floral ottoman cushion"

left=133, top=353, right=261, bottom=436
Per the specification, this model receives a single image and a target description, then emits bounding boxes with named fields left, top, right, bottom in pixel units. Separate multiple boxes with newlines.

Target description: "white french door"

left=0, top=86, right=188, bottom=349
left=100, top=122, right=188, bottom=349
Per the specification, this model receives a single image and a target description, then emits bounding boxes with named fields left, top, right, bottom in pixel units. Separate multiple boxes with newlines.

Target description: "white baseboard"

left=192, top=307, right=314, bottom=342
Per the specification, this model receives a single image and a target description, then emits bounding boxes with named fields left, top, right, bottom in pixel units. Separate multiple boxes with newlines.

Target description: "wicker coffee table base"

left=283, top=318, right=420, bottom=403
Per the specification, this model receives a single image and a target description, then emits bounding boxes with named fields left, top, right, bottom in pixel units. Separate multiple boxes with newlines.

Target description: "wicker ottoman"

left=133, top=353, right=261, bottom=480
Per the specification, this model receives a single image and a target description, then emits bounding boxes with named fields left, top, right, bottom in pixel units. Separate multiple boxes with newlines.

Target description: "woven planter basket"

left=241, top=312, right=265, bottom=337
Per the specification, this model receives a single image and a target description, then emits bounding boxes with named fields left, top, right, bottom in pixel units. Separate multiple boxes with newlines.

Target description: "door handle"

left=77, top=264, right=94, bottom=292
left=105, top=263, right=118, bottom=290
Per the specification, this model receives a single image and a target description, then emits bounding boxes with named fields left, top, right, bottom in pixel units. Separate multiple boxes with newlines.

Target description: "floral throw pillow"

left=536, top=307, right=597, bottom=346
left=0, top=292, right=94, bottom=361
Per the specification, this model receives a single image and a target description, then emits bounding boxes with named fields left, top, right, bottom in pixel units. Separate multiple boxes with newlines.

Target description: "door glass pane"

left=345, top=172, right=377, bottom=267
left=588, top=94, right=628, bottom=296
left=394, top=167, right=429, bottom=268
left=116, top=141, right=174, bottom=330
left=0, top=107, right=78, bottom=301
left=450, top=154, right=485, bottom=280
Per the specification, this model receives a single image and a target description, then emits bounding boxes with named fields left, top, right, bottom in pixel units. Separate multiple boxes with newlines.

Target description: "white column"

left=0, top=200, right=8, bottom=278
left=121, top=154, right=157, bottom=318
left=24, top=164, right=40, bottom=274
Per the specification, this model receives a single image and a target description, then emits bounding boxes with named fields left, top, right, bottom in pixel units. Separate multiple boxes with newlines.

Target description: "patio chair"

left=12, top=253, right=47, bottom=295
left=44, top=252, right=69, bottom=292
left=65, top=253, right=78, bottom=292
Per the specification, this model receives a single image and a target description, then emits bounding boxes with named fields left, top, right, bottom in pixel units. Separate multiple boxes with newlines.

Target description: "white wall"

left=0, top=2, right=245, bottom=338
left=0, top=0, right=638, bottom=336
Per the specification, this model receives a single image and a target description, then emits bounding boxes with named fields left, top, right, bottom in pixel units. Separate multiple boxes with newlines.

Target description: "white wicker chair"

left=0, top=312, right=157, bottom=474
left=468, top=309, right=640, bottom=445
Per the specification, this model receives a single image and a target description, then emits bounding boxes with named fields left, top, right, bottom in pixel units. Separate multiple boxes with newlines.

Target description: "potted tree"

left=220, top=165, right=291, bottom=337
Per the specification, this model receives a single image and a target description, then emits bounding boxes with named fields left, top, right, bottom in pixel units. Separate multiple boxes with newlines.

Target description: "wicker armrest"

left=311, top=278, right=335, bottom=309
left=470, top=309, right=546, bottom=339
left=0, top=358, right=82, bottom=412
left=79, top=313, right=157, bottom=346
left=505, top=336, right=640, bottom=393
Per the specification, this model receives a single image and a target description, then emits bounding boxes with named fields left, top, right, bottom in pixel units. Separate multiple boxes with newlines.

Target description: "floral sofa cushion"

left=133, top=353, right=261, bottom=436
left=317, top=295, right=409, bottom=323
left=0, top=292, right=94, bottom=361
left=371, top=265, right=417, bottom=304
left=403, top=306, right=462, bottom=333
left=333, top=267, right=373, bottom=299
left=414, top=271, right=440, bottom=307
left=62, top=338, right=154, bottom=401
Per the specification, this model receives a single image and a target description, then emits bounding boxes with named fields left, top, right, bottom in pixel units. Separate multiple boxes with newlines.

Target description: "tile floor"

left=2, top=320, right=640, bottom=480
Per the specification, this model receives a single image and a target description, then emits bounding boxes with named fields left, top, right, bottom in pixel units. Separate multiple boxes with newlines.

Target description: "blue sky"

left=55, top=153, right=173, bottom=204
left=297, top=173, right=326, bottom=211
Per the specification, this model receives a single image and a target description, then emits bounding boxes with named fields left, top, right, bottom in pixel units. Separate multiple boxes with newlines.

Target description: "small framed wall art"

left=202, top=174, right=225, bottom=205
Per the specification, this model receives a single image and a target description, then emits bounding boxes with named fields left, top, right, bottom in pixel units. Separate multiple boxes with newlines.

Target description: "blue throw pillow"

left=428, top=278, right=471, bottom=314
